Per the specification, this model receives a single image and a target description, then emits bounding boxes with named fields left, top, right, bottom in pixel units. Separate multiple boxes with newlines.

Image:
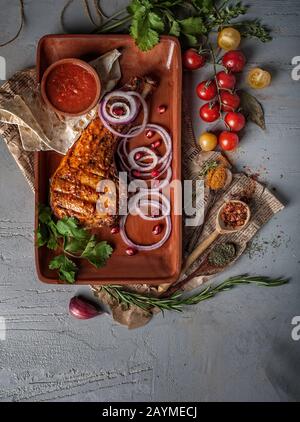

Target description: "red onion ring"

left=128, top=191, right=171, bottom=219
left=128, top=147, right=158, bottom=171
left=117, top=124, right=172, bottom=182
left=99, top=91, right=148, bottom=138
left=120, top=203, right=171, bottom=251
left=100, top=91, right=138, bottom=124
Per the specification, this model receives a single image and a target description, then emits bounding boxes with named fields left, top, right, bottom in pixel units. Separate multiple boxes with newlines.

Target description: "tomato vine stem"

left=209, top=44, right=231, bottom=129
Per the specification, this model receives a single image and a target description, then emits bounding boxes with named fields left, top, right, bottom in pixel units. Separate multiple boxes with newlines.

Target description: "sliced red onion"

left=137, top=200, right=169, bottom=221
left=116, top=124, right=172, bottom=183
left=99, top=91, right=148, bottom=138
left=111, top=102, right=131, bottom=119
left=120, top=203, right=171, bottom=251
left=128, top=147, right=158, bottom=171
left=100, top=91, right=138, bottom=124
left=128, top=191, right=171, bottom=220
left=115, top=124, right=173, bottom=252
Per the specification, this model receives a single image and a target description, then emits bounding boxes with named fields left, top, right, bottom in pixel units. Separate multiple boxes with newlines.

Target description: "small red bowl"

left=40, top=58, right=101, bottom=117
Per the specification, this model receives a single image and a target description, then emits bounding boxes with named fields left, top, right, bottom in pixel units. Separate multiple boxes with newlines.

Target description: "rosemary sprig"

left=101, top=275, right=288, bottom=313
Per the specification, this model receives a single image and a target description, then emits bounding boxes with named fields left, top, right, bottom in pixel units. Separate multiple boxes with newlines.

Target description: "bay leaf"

left=239, top=90, right=266, bottom=130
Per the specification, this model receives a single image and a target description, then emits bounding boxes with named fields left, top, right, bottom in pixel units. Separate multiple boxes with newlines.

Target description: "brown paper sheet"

left=0, top=68, right=284, bottom=329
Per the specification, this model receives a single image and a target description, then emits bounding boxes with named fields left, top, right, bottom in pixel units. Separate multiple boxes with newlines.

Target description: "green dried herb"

left=208, top=242, right=236, bottom=267
left=199, top=160, right=219, bottom=177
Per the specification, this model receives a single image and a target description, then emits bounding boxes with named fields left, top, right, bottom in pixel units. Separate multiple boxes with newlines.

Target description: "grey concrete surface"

left=0, top=0, right=300, bottom=402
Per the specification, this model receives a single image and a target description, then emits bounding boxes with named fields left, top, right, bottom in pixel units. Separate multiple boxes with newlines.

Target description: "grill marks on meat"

left=50, top=118, right=119, bottom=228
left=50, top=76, right=157, bottom=228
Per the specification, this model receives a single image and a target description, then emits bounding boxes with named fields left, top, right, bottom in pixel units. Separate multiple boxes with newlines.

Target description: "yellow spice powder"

left=205, top=165, right=228, bottom=190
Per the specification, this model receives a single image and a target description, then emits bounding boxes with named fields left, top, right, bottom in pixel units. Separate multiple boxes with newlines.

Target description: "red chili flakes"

left=221, top=201, right=248, bottom=229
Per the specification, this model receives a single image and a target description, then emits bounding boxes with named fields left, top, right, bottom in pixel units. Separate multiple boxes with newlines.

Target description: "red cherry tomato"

left=224, top=112, right=246, bottom=132
left=199, top=102, right=220, bottom=123
left=222, top=50, right=246, bottom=73
left=183, top=49, right=206, bottom=70
left=216, top=71, right=236, bottom=89
left=196, top=80, right=217, bottom=101
left=220, top=91, right=240, bottom=111
left=219, top=131, right=239, bottom=151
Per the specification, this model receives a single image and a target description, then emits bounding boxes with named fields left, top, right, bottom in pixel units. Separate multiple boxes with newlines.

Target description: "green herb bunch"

left=37, top=205, right=113, bottom=283
left=95, top=0, right=271, bottom=51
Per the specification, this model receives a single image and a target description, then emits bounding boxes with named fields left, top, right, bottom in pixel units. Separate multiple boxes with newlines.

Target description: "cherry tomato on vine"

left=199, top=102, right=220, bottom=123
left=219, top=131, right=239, bottom=151
left=216, top=71, right=236, bottom=90
left=196, top=80, right=217, bottom=101
left=183, top=49, right=206, bottom=70
left=247, top=67, right=272, bottom=89
left=222, top=50, right=246, bottom=72
left=217, top=27, right=241, bottom=51
left=198, top=132, right=218, bottom=151
left=224, top=112, right=246, bottom=132
left=220, top=91, right=240, bottom=111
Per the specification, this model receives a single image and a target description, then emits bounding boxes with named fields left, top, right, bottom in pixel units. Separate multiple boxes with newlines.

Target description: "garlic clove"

left=69, top=296, right=103, bottom=320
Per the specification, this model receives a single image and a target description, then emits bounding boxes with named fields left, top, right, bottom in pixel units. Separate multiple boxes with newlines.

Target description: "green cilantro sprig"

left=37, top=205, right=113, bottom=283
left=94, top=0, right=272, bottom=51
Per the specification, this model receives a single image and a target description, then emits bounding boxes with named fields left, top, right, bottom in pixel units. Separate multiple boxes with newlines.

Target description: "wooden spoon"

left=181, top=200, right=251, bottom=275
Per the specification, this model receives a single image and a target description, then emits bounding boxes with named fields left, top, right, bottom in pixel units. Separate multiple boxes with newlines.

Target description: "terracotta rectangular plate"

left=35, top=34, right=182, bottom=285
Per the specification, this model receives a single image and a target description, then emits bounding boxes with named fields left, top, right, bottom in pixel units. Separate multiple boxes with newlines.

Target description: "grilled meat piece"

left=50, top=76, right=157, bottom=228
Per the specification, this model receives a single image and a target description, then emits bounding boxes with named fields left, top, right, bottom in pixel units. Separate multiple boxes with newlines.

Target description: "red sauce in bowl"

left=44, top=61, right=100, bottom=115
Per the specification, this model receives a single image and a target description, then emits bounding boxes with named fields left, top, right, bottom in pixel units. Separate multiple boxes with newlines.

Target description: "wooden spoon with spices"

left=163, top=243, right=237, bottom=298
left=181, top=200, right=250, bottom=275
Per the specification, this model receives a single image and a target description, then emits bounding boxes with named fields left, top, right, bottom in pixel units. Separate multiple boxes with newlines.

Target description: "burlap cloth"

left=0, top=70, right=284, bottom=329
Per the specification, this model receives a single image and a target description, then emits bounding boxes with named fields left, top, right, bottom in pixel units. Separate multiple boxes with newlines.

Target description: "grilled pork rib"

left=50, top=76, right=156, bottom=228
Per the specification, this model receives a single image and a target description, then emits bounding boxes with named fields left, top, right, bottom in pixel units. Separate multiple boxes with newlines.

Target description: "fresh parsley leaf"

left=169, top=20, right=181, bottom=37
left=37, top=204, right=61, bottom=250
left=81, top=237, right=113, bottom=269
left=56, top=217, right=89, bottom=240
left=183, top=33, right=199, bottom=47
left=128, top=0, right=165, bottom=51
left=127, top=0, right=148, bottom=15
left=38, top=204, right=52, bottom=224
left=192, top=0, right=214, bottom=13
left=148, top=12, right=165, bottom=32
left=159, top=0, right=182, bottom=7
left=49, top=254, right=78, bottom=284
left=47, top=230, right=59, bottom=250
left=179, top=17, right=207, bottom=35
left=36, top=223, right=48, bottom=247
left=130, top=10, right=164, bottom=51
left=38, top=204, right=113, bottom=283
left=64, top=237, right=89, bottom=254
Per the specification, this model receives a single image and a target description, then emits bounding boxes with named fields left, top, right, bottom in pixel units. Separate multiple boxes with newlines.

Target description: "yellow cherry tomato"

left=198, top=132, right=218, bottom=151
left=247, top=67, right=272, bottom=89
left=217, top=27, right=241, bottom=51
